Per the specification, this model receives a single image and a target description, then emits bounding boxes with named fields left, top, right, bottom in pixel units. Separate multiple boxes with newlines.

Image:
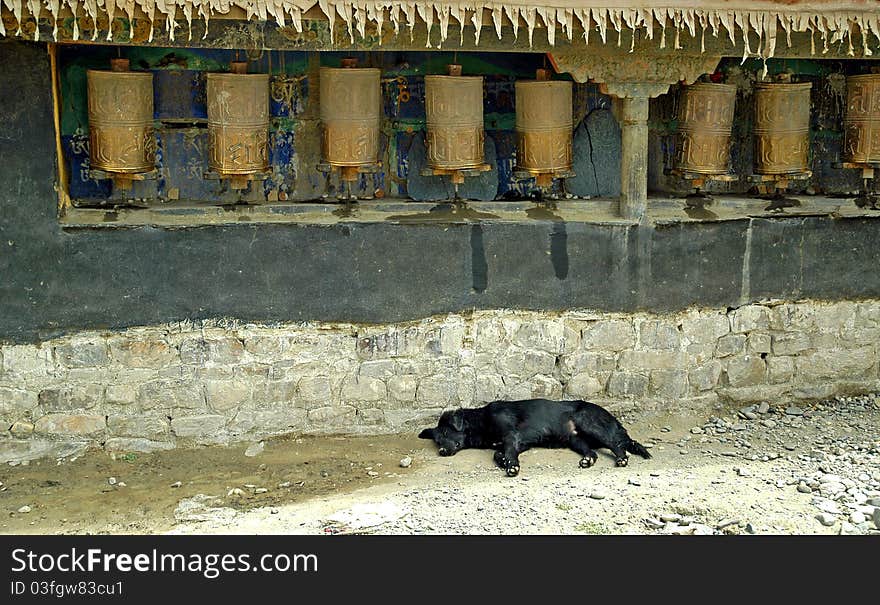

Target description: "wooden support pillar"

left=618, top=96, right=650, bottom=220
left=602, top=83, right=670, bottom=221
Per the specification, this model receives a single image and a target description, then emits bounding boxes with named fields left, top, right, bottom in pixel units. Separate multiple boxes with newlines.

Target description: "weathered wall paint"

left=58, top=44, right=869, bottom=205
left=59, top=45, right=616, bottom=203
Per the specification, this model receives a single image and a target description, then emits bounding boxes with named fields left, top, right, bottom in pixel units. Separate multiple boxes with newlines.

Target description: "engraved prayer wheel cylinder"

left=87, top=60, right=155, bottom=174
left=424, top=73, right=485, bottom=170
left=206, top=68, right=269, bottom=178
left=319, top=65, right=382, bottom=181
left=515, top=79, right=573, bottom=177
left=675, top=82, right=736, bottom=175
left=843, top=74, right=880, bottom=164
left=753, top=82, right=812, bottom=175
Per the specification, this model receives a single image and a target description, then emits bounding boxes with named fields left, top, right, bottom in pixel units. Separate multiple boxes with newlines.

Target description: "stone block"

left=1, top=344, right=53, bottom=377
left=105, top=383, right=138, bottom=406
left=358, top=360, right=396, bottom=379
left=356, top=327, right=423, bottom=360
left=474, top=374, right=504, bottom=403
left=357, top=409, right=386, bottom=426
left=416, top=375, right=457, bottom=406
left=514, top=321, right=566, bottom=354
left=242, top=335, right=287, bottom=358
left=0, top=439, right=90, bottom=464
left=180, top=337, right=245, bottom=365
left=747, top=333, right=772, bottom=354
left=108, top=338, right=178, bottom=368
left=474, top=318, right=508, bottom=352
left=795, top=347, right=875, bottom=380
left=715, top=334, right=746, bottom=358
left=54, top=340, right=109, bottom=368
left=559, top=351, right=617, bottom=377
left=719, top=384, right=791, bottom=405
left=107, top=414, right=170, bottom=439
left=726, top=356, right=766, bottom=388
left=137, top=379, right=205, bottom=412
left=607, top=372, right=648, bottom=398
left=730, top=305, right=771, bottom=333
left=308, top=405, right=357, bottom=426
left=37, top=385, right=104, bottom=412
left=638, top=320, right=681, bottom=350
left=581, top=320, right=635, bottom=351
left=770, top=303, right=816, bottom=332
left=171, top=415, right=227, bottom=438
left=649, top=369, right=688, bottom=399
left=8, top=420, right=33, bottom=437
left=297, top=376, right=332, bottom=404
left=566, top=373, right=604, bottom=398
left=681, top=311, right=730, bottom=344
left=227, top=408, right=307, bottom=436
left=768, top=357, right=795, bottom=384
left=618, top=350, right=685, bottom=370
left=0, top=386, right=38, bottom=415
left=791, top=383, right=838, bottom=401
left=387, top=375, right=418, bottom=402
left=771, top=332, right=811, bottom=356
left=204, top=380, right=251, bottom=412
left=341, top=376, right=386, bottom=402
left=34, top=414, right=106, bottom=437
left=688, top=361, right=722, bottom=392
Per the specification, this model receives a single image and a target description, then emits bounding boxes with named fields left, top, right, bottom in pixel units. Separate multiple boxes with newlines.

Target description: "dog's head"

left=418, top=410, right=467, bottom=456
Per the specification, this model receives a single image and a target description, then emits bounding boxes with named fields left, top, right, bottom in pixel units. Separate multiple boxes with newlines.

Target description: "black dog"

left=418, top=399, right=651, bottom=477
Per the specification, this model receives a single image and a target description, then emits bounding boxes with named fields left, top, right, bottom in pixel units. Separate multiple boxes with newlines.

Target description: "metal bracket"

left=204, top=170, right=271, bottom=191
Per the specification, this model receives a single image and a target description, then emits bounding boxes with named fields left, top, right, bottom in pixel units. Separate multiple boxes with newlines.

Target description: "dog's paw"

left=493, top=451, right=506, bottom=468
left=505, top=465, right=520, bottom=477
left=579, top=454, right=598, bottom=468
left=615, top=456, right=629, bottom=467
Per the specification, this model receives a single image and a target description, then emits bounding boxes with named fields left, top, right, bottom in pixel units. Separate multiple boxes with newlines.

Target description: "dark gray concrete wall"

left=3, top=41, right=880, bottom=344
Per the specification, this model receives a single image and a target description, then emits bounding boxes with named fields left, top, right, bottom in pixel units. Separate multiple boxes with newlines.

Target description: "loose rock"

left=244, top=442, right=265, bottom=458
left=816, top=513, right=837, bottom=527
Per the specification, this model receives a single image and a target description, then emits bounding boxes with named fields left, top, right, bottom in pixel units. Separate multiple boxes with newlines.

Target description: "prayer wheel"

left=515, top=69, right=573, bottom=187
left=843, top=74, right=880, bottom=165
left=207, top=62, right=269, bottom=188
left=319, top=58, right=382, bottom=182
left=753, top=81, right=812, bottom=175
left=675, top=82, right=737, bottom=175
left=87, top=58, right=155, bottom=180
left=424, top=65, right=485, bottom=171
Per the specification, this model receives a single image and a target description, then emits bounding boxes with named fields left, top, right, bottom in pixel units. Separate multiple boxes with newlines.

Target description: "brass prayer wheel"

left=843, top=74, right=880, bottom=164
left=319, top=60, right=382, bottom=182
left=424, top=67, right=485, bottom=171
left=753, top=81, right=812, bottom=175
left=206, top=62, right=269, bottom=183
left=87, top=58, right=155, bottom=176
left=675, top=82, right=737, bottom=175
left=515, top=71, right=573, bottom=184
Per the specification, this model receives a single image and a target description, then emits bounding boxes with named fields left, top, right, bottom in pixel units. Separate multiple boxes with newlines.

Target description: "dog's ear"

left=450, top=411, right=465, bottom=432
left=418, top=428, right=435, bottom=440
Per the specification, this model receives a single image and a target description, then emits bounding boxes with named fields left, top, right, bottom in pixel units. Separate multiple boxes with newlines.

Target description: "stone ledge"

left=58, top=196, right=879, bottom=229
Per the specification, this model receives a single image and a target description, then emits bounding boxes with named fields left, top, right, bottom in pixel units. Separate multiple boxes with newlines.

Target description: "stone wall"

left=2, top=299, right=879, bottom=462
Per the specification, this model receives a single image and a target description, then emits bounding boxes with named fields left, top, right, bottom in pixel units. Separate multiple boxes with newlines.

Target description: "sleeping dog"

left=419, top=399, right=651, bottom=476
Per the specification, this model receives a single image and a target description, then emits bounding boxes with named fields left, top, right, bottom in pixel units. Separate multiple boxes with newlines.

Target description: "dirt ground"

left=1, top=398, right=878, bottom=535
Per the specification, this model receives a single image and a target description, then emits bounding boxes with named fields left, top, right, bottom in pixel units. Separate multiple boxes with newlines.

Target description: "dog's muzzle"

left=438, top=447, right=450, bottom=456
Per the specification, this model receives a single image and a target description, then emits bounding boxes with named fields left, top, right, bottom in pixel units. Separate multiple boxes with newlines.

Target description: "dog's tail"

left=626, top=438, right=652, bottom=459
